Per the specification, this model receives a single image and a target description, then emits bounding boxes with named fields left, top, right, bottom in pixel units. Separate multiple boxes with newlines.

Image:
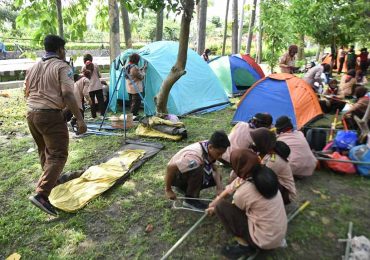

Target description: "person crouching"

left=207, top=149, right=287, bottom=259
left=165, top=130, right=230, bottom=211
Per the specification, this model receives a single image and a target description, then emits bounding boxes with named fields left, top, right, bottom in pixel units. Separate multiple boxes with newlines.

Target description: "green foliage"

left=304, top=48, right=317, bottom=58
left=95, top=0, right=109, bottom=32
left=0, top=3, right=17, bottom=31
left=210, top=16, right=222, bottom=28
left=19, top=51, right=38, bottom=60
left=15, top=0, right=57, bottom=44
left=289, top=0, right=369, bottom=47
left=260, top=0, right=291, bottom=72
left=13, top=0, right=91, bottom=43
left=63, top=0, right=89, bottom=40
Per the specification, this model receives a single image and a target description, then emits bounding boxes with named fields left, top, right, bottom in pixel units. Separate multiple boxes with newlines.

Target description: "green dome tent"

left=109, top=41, right=229, bottom=116
left=209, top=54, right=265, bottom=96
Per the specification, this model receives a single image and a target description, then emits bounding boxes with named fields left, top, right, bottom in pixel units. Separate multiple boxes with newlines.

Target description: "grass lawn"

left=1, top=88, right=370, bottom=259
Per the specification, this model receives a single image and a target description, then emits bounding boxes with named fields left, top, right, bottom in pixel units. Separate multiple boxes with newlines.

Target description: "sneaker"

left=171, top=186, right=185, bottom=195
left=221, top=243, right=256, bottom=259
left=29, top=194, right=58, bottom=217
left=183, top=198, right=209, bottom=211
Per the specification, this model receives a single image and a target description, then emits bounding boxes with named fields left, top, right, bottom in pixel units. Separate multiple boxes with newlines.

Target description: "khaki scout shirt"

left=125, top=64, right=145, bottom=94
left=232, top=180, right=287, bottom=249
left=277, top=131, right=317, bottom=177
left=222, top=122, right=254, bottom=163
left=168, top=142, right=205, bottom=173
left=279, top=52, right=295, bottom=73
left=26, top=58, right=74, bottom=110
left=262, top=153, right=297, bottom=201
left=88, top=63, right=102, bottom=92
left=74, top=77, right=90, bottom=110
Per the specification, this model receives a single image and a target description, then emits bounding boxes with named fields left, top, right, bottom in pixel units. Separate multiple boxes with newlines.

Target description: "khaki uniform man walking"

left=26, top=35, right=87, bottom=217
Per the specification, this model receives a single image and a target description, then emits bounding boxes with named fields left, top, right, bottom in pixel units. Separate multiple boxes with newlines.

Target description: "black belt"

left=28, top=108, right=62, bottom=112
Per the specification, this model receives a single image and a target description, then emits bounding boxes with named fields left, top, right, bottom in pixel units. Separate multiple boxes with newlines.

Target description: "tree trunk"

left=246, top=0, right=257, bottom=54
left=315, top=44, right=321, bottom=61
left=320, top=47, right=324, bottom=61
left=196, top=2, right=200, bottom=32
left=297, top=33, right=305, bottom=60
left=197, top=0, right=207, bottom=55
left=108, top=0, right=120, bottom=63
left=222, top=0, right=230, bottom=56
left=55, top=0, right=63, bottom=38
left=237, top=0, right=246, bottom=53
left=231, top=0, right=238, bottom=54
left=256, top=0, right=262, bottom=63
left=156, top=0, right=194, bottom=115
left=270, top=39, right=275, bottom=74
left=155, top=6, right=164, bottom=41
left=120, top=1, right=132, bottom=48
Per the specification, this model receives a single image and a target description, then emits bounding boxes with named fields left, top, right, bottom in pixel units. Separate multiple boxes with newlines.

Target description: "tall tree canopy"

left=14, top=0, right=89, bottom=43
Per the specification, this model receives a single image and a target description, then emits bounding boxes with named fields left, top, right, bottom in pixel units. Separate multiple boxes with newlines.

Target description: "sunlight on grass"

left=53, top=229, right=86, bottom=256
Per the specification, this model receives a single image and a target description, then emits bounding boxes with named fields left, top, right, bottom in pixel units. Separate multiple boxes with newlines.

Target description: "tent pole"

left=99, top=60, right=125, bottom=131
left=123, top=69, right=127, bottom=142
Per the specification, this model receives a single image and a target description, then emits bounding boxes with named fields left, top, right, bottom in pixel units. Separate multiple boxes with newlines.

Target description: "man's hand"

left=165, top=189, right=176, bottom=200
left=208, top=198, right=219, bottom=209
left=76, top=119, right=87, bottom=134
left=206, top=207, right=215, bottom=216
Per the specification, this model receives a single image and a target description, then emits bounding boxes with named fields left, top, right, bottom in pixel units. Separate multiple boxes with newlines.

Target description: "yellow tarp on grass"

left=135, top=124, right=183, bottom=141
left=135, top=116, right=184, bottom=141
left=49, top=149, right=145, bottom=212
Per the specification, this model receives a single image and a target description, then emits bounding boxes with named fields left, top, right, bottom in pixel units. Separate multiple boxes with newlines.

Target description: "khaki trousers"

left=215, top=199, right=258, bottom=248
left=27, top=110, right=69, bottom=197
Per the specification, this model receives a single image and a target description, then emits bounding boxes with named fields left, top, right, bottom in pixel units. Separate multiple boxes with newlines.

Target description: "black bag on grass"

left=306, top=129, right=327, bottom=151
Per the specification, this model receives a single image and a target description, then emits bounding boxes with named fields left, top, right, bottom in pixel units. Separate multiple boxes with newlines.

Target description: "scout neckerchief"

left=248, top=121, right=257, bottom=129
left=199, top=141, right=214, bottom=186
left=261, top=153, right=276, bottom=165
left=42, top=51, right=60, bottom=61
left=231, top=176, right=253, bottom=204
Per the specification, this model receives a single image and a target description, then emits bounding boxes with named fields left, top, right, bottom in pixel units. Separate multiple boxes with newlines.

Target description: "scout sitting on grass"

left=165, top=130, right=230, bottom=211
left=206, top=149, right=287, bottom=259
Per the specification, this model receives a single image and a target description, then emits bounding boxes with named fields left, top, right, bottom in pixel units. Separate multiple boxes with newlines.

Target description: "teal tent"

left=109, top=41, right=229, bottom=116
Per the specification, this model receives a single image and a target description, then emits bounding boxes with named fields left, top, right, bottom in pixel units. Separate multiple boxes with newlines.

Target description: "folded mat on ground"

left=136, top=116, right=187, bottom=141
left=49, top=140, right=164, bottom=212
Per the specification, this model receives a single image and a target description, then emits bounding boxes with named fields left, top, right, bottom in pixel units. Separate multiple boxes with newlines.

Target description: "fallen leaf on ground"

left=145, top=224, right=153, bottom=233
left=311, top=188, right=329, bottom=199
left=6, top=252, right=21, bottom=260
left=326, top=232, right=335, bottom=239
left=0, top=93, right=10, bottom=98
left=320, top=194, right=329, bottom=200
left=309, top=210, right=318, bottom=217
left=321, top=217, right=330, bottom=225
